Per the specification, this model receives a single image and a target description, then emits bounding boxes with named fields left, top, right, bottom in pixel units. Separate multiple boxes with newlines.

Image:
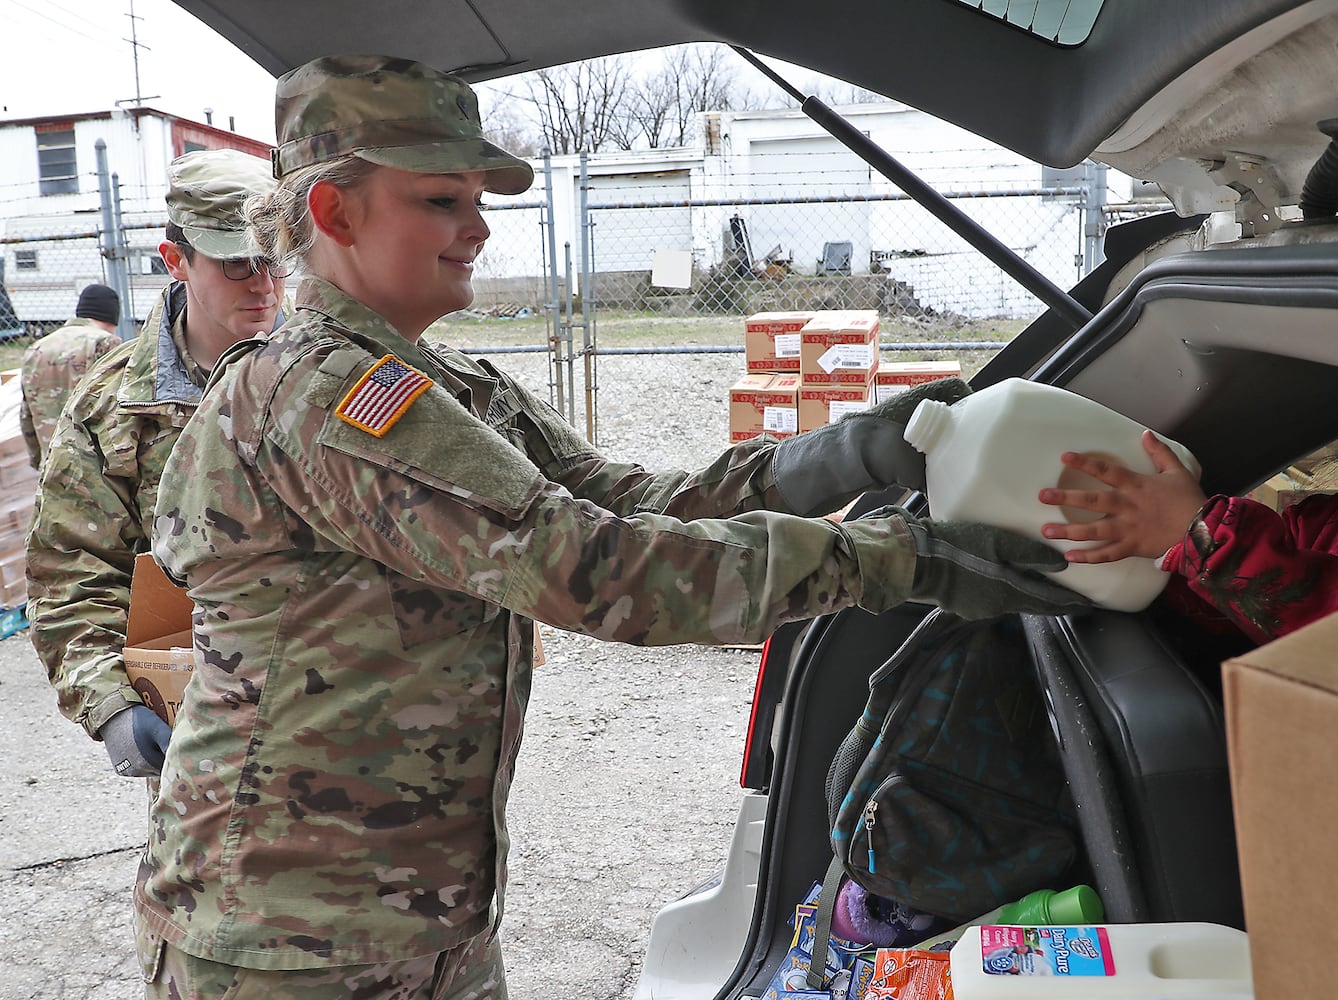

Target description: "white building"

left=510, top=100, right=1137, bottom=319
left=0, top=106, right=271, bottom=325
left=0, top=99, right=1134, bottom=327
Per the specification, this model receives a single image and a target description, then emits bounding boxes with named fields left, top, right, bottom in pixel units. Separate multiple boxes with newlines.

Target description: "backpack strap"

left=805, top=852, right=850, bottom=990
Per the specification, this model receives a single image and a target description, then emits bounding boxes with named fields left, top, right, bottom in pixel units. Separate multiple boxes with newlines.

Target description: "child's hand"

left=1037, top=430, right=1206, bottom=563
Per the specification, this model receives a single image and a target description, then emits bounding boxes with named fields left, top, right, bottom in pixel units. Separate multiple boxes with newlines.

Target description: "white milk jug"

left=902, top=378, right=1200, bottom=613
left=949, top=921, right=1253, bottom=998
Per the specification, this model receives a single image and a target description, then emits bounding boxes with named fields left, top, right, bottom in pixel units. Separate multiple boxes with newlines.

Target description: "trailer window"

left=36, top=126, right=78, bottom=196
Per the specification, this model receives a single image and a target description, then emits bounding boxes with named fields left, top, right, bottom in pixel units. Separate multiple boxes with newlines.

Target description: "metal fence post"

left=578, top=152, right=598, bottom=444
left=1083, top=160, right=1109, bottom=275
left=541, top=154, right=567, bottom=417
left=111, top=172, right=136, bottom=336
left=94, top=140, right=134, bottom=340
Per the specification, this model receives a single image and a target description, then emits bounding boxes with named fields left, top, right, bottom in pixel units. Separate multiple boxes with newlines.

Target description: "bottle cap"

left=902, top=399, right=950, bottom=455
left=1048, top=884, right=1104, bottom=924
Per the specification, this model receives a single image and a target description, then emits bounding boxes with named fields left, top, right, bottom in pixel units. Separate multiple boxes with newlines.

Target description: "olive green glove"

left=901, top=515, right=1093, bottom=620
left=772, top=377, right=972, bottom=516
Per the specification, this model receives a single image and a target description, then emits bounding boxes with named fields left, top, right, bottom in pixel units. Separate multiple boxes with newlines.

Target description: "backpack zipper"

left=864, top=799, right=878, bottom=873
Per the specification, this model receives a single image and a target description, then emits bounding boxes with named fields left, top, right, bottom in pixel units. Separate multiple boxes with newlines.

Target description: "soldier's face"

left=320, top=166, right=491, bottom=341
left=160, top=241, right=284, bottom=344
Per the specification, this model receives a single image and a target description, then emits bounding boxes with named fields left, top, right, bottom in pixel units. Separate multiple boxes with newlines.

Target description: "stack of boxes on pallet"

left=730, top=309, right=962, bottom=443
left=0, top=372, right=37, bottom=622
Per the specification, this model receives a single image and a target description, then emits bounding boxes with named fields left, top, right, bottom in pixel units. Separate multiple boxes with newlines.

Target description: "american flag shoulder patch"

left=336, top=354, right=434, bottom=437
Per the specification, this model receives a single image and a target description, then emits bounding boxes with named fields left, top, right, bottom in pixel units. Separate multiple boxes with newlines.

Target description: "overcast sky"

left=3, top=0, right=287, bottom=144
left=0, top=0, right=854, bottom=151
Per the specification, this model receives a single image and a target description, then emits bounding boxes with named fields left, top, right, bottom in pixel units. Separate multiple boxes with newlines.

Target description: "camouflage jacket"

left=28, top=283, right=211, bottom=738
left=139, top=276, right=916, bottom=970
left=19, top=317, right=122, bottom=469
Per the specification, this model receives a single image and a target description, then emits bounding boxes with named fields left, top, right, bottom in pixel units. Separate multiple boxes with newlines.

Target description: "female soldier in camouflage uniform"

left=136, top=55, right=1087, bottom=999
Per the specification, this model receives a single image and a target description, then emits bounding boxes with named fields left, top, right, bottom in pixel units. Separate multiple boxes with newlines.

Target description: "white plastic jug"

left=902, top=378, right=1200, bottom=613
left=948, top=922, right=1253, bottom=998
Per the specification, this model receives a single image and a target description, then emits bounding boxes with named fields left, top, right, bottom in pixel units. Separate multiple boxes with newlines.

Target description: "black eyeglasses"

left=218, top=256, right=294, bottom=281
left=173, top=242, right=292, bottom=281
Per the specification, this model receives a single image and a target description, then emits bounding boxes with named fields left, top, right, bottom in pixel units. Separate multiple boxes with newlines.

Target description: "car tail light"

left=738, top=637, right=774, bottom=791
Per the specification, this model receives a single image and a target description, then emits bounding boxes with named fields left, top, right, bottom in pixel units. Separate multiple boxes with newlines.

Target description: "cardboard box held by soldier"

left=123, top=552, right=194, bottom=726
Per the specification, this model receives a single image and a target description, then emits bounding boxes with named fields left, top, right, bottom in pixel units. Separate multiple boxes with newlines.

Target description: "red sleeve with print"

left=1160, top=493, right=1338, bottom=645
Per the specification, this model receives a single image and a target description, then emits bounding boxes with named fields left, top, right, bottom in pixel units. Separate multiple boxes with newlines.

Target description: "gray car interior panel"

left=1031, top=241, right=1338, bottom=496
left=1021, top=612, right=1245, bottom=928
left=174, top=0, right=1308, bottom=168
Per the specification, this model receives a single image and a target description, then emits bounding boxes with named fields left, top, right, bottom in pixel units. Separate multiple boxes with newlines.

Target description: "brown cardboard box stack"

left=732, top=309, right=881, bottom=441
left=873, top=360, right=963, bottom=405
left=731, top=310, right=963, bottom=443
left=743, top=311, right=808, bottom=375
left=0, top=370, right=38, bottom=612
left=729, top=372, right=802, bottom=443
left=729, top=310, right=812, bottom=443
left=1223, top=611, right=1338, bottom=1000
left=796, top=310, right=880, bottom=433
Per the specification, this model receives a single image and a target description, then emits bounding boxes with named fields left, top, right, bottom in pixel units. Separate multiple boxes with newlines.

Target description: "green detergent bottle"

left=908, top=885, right=1103, bottom=951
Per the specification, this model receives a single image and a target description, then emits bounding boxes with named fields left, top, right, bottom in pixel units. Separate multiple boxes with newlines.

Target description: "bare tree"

left=812, top=79, right=889, bottom=106
left=479, top=95, right=543, bottom=158
left=489, top=43, right=780, bottom=154
left=507, top=55, right=637, bottom=154
left=633, top=44, right=761, bottom=148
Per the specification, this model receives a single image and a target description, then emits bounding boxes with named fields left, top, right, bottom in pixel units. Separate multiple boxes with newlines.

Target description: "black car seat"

left=1020, top=608, right=1246, bottom=929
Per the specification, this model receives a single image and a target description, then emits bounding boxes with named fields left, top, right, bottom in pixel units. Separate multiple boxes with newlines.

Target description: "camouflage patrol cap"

left=272, top=54, right=534, bottom=195
left=166, top=148, right=276, bottom=259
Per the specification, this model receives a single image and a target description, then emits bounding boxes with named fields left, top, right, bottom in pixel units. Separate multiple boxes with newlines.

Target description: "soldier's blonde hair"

left=244, top=155, right=379, bottom=264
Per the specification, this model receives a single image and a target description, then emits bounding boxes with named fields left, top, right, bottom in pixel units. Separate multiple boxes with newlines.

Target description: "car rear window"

left=955, top=0, right=1105, bottom=45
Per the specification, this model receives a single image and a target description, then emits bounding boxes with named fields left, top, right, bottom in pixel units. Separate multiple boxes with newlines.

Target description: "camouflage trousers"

left=139, top=931, right=506, bottom=1000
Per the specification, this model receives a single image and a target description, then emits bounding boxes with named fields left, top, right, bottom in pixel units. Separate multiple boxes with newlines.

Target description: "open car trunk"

left=720, top=212, right=1338, bottom=997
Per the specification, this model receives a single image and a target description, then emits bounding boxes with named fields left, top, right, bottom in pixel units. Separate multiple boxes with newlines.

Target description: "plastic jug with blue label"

left=902, top=377, right=1200, bottom=612
left=948, top=921, right=1254, bottom=998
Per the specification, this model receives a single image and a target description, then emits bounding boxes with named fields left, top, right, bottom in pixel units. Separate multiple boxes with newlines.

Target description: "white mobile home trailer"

left=0, top=107, right=271, bottom=328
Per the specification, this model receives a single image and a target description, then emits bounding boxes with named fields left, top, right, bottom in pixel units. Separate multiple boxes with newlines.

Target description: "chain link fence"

left=581, top=186, right=1092, bottom=330
left=1, top=143, right=1167, bottom=439
left=0, top=166, right=176, bottom=338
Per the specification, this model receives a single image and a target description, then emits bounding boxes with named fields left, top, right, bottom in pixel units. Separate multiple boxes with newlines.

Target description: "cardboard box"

left=1223, top=611, right=1338, bottom=1000
left=800, top=310, right=880, bottom=386
left=1247, top=464, right=1338, bottom=513
left=0, top=492, right=33, bottom=537
left=872, top=360, right=963, bottom=404
left=0, top=452, right=36, bottom=490
left=0, top=432, right=30, bottom=465
left=0, top=576, right=24, bottom=610
left=0, top=544, right=26, bottom=592
left=744, top=311, right=812, bottom=373
left=729, top=372, right=799, bottom=442
left=123, top=552, right=195, bottom=727
left=798, top=383, right=872, bottom=434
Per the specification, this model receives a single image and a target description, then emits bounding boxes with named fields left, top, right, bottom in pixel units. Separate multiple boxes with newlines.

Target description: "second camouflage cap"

left=272, top=54, right=534, bottom=195
left=166, top=148, right=276, bottom=259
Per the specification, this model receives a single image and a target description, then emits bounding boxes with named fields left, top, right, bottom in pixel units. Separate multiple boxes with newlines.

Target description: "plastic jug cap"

left=902, top=398, right=951, bottom=454
left=1049, top=884, right=1104, bottom=924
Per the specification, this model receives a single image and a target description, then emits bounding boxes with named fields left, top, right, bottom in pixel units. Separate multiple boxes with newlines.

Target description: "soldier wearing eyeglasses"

left=26, top=148, right=289, bottom=781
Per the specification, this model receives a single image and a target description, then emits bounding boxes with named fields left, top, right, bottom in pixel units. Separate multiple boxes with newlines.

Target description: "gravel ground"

left=0, top=347, right=764, bottom=1000
left=492, top=348, right=763, bottom=998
